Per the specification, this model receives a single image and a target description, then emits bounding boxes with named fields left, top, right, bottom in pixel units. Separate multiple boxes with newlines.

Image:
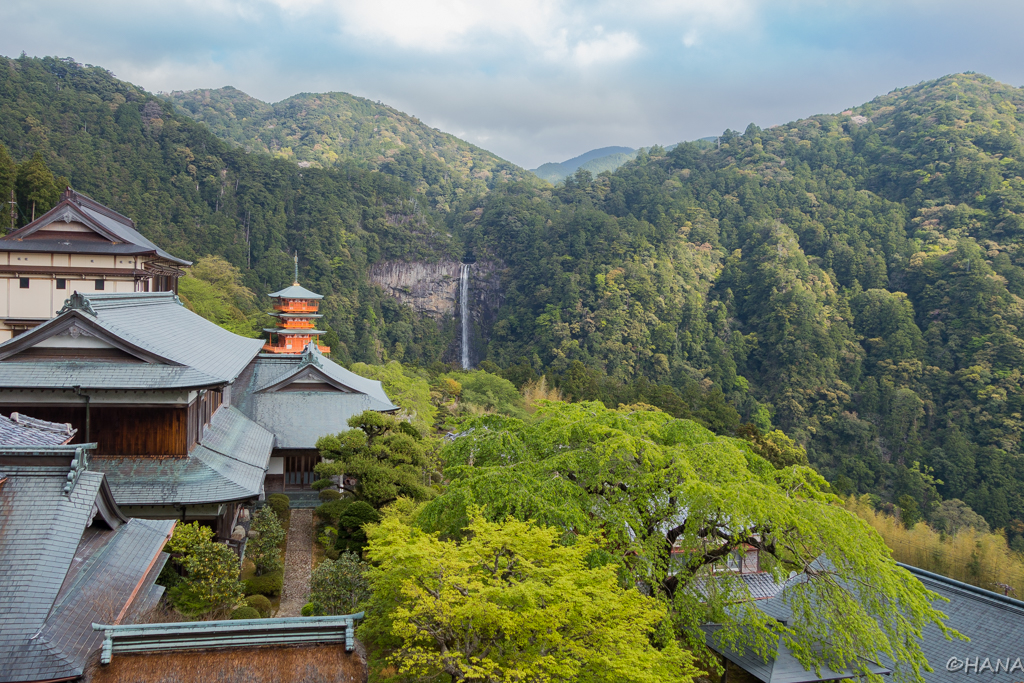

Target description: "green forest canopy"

left=3, top=54, right=1024, bottom=542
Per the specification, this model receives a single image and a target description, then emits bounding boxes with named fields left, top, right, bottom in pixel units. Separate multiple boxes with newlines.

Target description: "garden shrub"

left=156, top=562, right=180, bottom=589
left=319, top=489, right=342, bottom=501
left=245, top=594, right=273, bottom=617
left=267, top=494, right=290, bottom=520
left=244, top=569, right=284, bottom=596
left=247, top=507, right=285, bottom=575
left=230, top=606, right=261, bottom=620
left=301, top=602, right=315, bottom=616
left=308, top=552, right=370, bottom=616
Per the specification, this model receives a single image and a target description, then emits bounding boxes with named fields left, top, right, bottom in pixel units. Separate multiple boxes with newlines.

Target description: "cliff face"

left=368, top=261, right=463, bottom=318
left=368, top=260, right=504, bottom=366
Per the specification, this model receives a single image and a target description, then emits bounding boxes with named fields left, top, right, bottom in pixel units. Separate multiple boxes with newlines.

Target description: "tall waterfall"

left=460, top=263, right=471, bottom=369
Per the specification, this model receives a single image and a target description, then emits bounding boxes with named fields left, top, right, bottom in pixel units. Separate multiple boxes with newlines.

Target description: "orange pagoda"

left=262, top=259, right=330, bottom=355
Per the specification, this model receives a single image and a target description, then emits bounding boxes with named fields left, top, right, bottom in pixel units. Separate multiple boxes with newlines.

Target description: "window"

left=56, top=278, right=66, bottom=290
left=19, top=278, right=29, bottom=289
left=94, top=279, right=105, bottom=291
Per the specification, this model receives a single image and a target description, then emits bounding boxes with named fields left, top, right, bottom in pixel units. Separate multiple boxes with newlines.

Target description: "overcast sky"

left=3, top=0, right=1024, bottom=169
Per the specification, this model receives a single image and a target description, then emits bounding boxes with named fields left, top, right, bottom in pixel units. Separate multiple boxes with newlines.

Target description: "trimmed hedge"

left=245, top=594, right=273, bottom=617
left=301, top=602, right=315, bottom=617
left=243, top=570, right=284, bottom=597
left=266, top=494, right=290, bottom=520
left=230, top=606, right=261, bottom=620
left=319, top=489, right=342, bottom=501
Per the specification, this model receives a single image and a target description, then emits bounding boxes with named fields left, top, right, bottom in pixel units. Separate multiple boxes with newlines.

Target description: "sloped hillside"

left=162, top=87, right=538, bottom=212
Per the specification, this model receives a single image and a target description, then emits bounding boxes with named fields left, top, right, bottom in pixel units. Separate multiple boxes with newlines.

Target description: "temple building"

left=262, top=257, right=329, bottom=356
left=0, top=438, right=174, bottom=683
left=0, top=289, right=398, bottom=525
left=0, top=189, right=190, bottom=342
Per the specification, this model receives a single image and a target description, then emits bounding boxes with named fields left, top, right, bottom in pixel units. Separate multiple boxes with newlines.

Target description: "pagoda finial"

left=294, top=251, right=299, bottom=286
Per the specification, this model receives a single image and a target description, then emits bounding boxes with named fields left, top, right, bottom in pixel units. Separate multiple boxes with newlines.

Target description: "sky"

left=3, top=0, right=1024, bottom=169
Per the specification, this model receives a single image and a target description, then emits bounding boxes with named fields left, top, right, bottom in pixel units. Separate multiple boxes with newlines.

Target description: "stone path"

left=277, top=509, right=313, bottom=617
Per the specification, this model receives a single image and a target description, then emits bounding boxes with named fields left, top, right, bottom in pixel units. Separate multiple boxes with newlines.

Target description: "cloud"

left=571, top=30, right=640, bottom=66
left=3, top=0, right=1024, bottom=169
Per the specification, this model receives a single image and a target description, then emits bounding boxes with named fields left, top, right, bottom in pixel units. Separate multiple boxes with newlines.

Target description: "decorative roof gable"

left=1, top=188, right=191, bottom=266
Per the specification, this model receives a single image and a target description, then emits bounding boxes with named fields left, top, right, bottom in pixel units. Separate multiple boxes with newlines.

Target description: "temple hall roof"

left=0, top=412, right=76, bottom=446
left=0, top=292, right=265, bottom=390
left=90, top=406, right=274, bottom=505
left=1, top=188, right=190, bottom=267
left=234, top=344, right=398, bottom=450
left=0, top=457, right=173, bottom=682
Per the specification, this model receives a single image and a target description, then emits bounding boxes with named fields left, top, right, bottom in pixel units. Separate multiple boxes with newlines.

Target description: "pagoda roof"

left=0, top=292, right=265, bottom=390
left=0, top=457, right=173, bottom=682
left=1, top=188, right=191, bottom=267
left=268, top=283, right=324, bottom=300
left=263, top=328, right=327, bottom=334
left=270, top=311, right=323, bottom=318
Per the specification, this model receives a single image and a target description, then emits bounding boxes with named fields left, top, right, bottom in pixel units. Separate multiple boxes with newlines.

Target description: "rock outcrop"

left=368, top=260, right=504, bottom=366
left=368, top=261, right=462, bottom=318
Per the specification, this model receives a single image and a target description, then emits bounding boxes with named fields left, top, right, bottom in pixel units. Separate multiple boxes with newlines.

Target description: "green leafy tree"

left=314, top=410, right=435, bottom=509
left=418, top=402, right=956, bottom=683
left=165, top=521, right=244, bottom=615
left=247, top=506, right=285, bottom=576
left=308, top=551, right=370, bottom=616
left=454, top=370, right=525, bottom=417
left=0, top=143, right=15, bottom=233
left=178, top=256, right=268, bottom=337
left=363, top=504, right=699, bottom=683
left=736, top=424, right=809, bottom=469
left=348, top=362, right=436, bottom=433
left=15, top=152, right=60, bottom=225
left=179, top=541, right=245, bottom=613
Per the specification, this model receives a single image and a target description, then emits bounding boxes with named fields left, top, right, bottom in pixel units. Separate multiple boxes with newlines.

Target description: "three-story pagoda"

left=263, top=259, right=330, bottom=355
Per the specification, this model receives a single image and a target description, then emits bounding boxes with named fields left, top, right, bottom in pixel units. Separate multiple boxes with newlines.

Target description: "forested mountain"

left=530, top=146, right=636, bottom=183
left=457, top=72, right=1024, bottom=540
left=0, top=54, right=459, bottom=363
left=161, top=86, right=535, bottom=213
left=3, top=54, right=1024, bottom=541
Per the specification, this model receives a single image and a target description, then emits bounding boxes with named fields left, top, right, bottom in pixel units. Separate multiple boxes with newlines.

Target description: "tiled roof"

left=91, top=406, right=274, bottom=505
left=268, top=283, right=324, bottom=300
left=0, top=292, right=265, bottom=389
left=84, top=293, right=265, bottom=383
left=706, top=561, right=1024, bottom=683
left=0, top=362, right=223, bottom=390
left=0, top=412, right=76, bottom=446
left=233, top=346, right=399, bottom=449
left=0, top=189, right=190, bottom=266
left=899, top=564, right=1024, bottom=683
left=0, top=466, right=172, bottom=682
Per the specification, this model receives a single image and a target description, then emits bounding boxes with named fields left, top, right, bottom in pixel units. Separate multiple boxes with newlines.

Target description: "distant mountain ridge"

left=530, top=146, right=636, bottom=184
left=161, top=86, right=538, bottom=213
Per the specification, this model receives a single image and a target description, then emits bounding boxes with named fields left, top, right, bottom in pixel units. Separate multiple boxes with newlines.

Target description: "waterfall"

left=460, top=263, right=471, bottom=369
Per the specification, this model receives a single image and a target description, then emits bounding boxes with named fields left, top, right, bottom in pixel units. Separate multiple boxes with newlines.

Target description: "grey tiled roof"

left=91, top=406, right=273, bottom=505
left=704, top=624, right=891, bottom=683
left=706, top=561, right=1024, bottom=683
left=85, top=293, right=265, bottom=383
left=0, top=189, right=190, bottom=266
left=0, top=292, right=265, bottom=389
left=268, top=283, right=324, bottom=299
left=0, top=466, right=172, bottom=682
left=900, top=564, right=1024, bottom=683
left=0, top=412, right=76, bottom=446
left=0, top=361, right=223, bottom=390
left=233, top=346, right=399, bottom=449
